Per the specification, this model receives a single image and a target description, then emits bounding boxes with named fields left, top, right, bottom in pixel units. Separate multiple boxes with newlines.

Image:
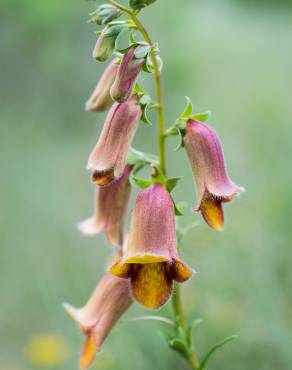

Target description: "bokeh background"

left=1, top=0, right=292, bottom=369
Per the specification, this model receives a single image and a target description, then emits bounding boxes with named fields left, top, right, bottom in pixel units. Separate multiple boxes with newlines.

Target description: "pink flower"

left=85, top=60, right=118, bottom=112
left=78, top=165, right=132, bottom=247
left=184, top=119, right=241, bottom=230
left=64, top=273, right=132, bottom=370
left=110, top=183, right=193, bottom=309
left=110, top=48, right=143, bottom=102
left=87, top=95, right=141, bottom=185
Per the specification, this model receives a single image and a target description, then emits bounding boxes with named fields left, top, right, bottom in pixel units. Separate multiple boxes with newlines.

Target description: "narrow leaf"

left=198, top=335, right=238, bottom=370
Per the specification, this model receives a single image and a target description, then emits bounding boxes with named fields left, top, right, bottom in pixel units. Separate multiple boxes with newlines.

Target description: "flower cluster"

left=64, top=1, right=243, bottom=369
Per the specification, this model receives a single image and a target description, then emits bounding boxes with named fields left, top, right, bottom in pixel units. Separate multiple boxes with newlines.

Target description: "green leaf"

left=174, top=126, right=185, bottom=151
left=166, top=177, right=182, bottom=192
left=198, top=335, right=238, bottom=370
left=190, top=110, right=212, bottom=122
left=180, top=96, right=193, bottom=119
left=140, top=103, right=153, bottom=125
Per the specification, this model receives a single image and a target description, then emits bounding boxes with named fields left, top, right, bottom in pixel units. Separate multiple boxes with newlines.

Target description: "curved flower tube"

left=109, top=183, right=193, bottom=309
left=85, top=60, right=118, bottom=112
left=184, top=119, right=241, bottom=230
left=87, top=95, right=141, bottom=185
left=78, top=165, right=132, bottom=247
left=110, top=48, right=144, bottom=102
left=63, top=273, right=132, bottom=370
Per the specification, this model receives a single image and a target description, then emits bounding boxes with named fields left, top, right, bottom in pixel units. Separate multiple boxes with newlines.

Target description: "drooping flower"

left=110, top=48, right=144, bottom=102
left=78, top=165, right=132, bottom=247
left=184, top=119, right=241, bottom=230
left=85, top=60, right=118, bottom=112
left=63, top=273, right=132, bottom=370
left=87, top=95, right=141, bottom=186
left=110, top=183, right=193, bottom=309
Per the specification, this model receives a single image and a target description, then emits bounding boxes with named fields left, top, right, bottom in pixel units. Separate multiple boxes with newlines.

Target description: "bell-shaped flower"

left=85, top=60, right=118, bottom=112
left=87, top=95, right=141, bottom=186
left=63, top=273, right=132, bottom=370
left=78, top=165, right=132, bottom=247
left=110, top=48, right=143, bottom=102
left=109, top=183, right=193, bottom=309
left=184, top=119, right=241, bottom=230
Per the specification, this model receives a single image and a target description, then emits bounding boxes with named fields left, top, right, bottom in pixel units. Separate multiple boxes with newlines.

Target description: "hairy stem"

left=107, top=1, right=198, bottom=368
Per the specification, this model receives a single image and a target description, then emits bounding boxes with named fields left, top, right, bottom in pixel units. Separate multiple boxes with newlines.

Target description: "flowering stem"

left=107, top=1, right=198, bottom=368
left=107, top=0, right=166, bottom=174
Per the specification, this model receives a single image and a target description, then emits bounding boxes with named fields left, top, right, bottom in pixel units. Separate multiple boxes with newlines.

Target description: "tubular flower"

left=183, top=119, right=241, bottom=230
left=87, top=95, right=141, bottom=185
left=78, top=165, right=132, bottom=247
left=63, top=273, right=132, bottom=370
left=110, top=48, right=144, bottom=102
left=110, top=183, right=193, bottom=309
left=85, top=60, right=118, bottom=112
left=92, top=25, right=123, bottom=62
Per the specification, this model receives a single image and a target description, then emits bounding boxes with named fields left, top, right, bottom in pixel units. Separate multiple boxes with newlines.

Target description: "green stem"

left=107, top=1, right=198, bottom=368
left=108, top=0, right=166, bottom=174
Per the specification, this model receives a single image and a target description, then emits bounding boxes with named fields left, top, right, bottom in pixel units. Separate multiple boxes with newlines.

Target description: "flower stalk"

left=106, top=1, right=199, bottom=368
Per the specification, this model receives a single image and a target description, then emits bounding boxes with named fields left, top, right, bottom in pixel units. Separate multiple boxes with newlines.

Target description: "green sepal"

left=166, top=177, right=183, bottom=192
left=168, top=338, right=189, bottom=359
left=131, top=176, right=153, bottom=189
left=198, top=335, right=238, bottom=370
left=190, top=110, right=212, bottom=122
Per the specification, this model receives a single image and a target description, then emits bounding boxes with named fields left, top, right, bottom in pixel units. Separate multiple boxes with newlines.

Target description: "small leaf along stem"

left=107, top=1, right=199, bottom=369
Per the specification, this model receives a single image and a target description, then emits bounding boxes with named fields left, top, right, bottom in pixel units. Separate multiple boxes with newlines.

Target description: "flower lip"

left=91, top=168, right=115, bottom=186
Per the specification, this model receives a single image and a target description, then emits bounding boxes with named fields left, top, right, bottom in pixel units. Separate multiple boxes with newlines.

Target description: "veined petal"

left=130, top=263, right=173, bottom=309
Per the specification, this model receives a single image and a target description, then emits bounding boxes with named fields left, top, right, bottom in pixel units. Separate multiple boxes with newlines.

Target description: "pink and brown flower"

left=87, top=95, right=141, bottom=186
left=78, top=165, right=132, bottom=247
left=110, top=183, right=193, bottom=309
left=64, top=273, right=132, bottom=369
left=184, top=119, right=242, bottom=230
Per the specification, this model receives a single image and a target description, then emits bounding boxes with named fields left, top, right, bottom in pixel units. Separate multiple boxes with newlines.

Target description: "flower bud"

left=110, top=48, right=144, bottom=102
left=87, top=95, right=141, bottom=186
left=89, top=4, right=121, bottom=25
left=85, top=59, right=118, bottom=112
left=129, top=0, right=157, bottom=10
left=184, top=119, right=241, bottom=230
left=92, top=26, right=122, bottom=62
left=110, top=183, right=193, bottom=309
left=64, top=273, right=132, bottom=370
left=78, top=165, right=132, bottom=247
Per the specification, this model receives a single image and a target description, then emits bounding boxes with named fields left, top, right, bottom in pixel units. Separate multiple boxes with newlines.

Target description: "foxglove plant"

left=64, top=1, right=243, bottom=369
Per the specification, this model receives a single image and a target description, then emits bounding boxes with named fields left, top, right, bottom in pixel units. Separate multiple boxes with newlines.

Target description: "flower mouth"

left=91, top=168, right=114, bottom=186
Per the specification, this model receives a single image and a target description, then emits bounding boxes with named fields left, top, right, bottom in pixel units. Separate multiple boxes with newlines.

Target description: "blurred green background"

left=1, top=0, right=292, bottom=369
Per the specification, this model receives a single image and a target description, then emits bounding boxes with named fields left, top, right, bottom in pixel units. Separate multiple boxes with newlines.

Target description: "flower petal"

left=130, top=263, right=173, bottom=309
left=109, top=260, right=131, bottom=278
left=80, top=335, right=98, bottom=370
left=199, top=192, right=224, bottom=230
left=172, top=259, right=193, bottom=282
